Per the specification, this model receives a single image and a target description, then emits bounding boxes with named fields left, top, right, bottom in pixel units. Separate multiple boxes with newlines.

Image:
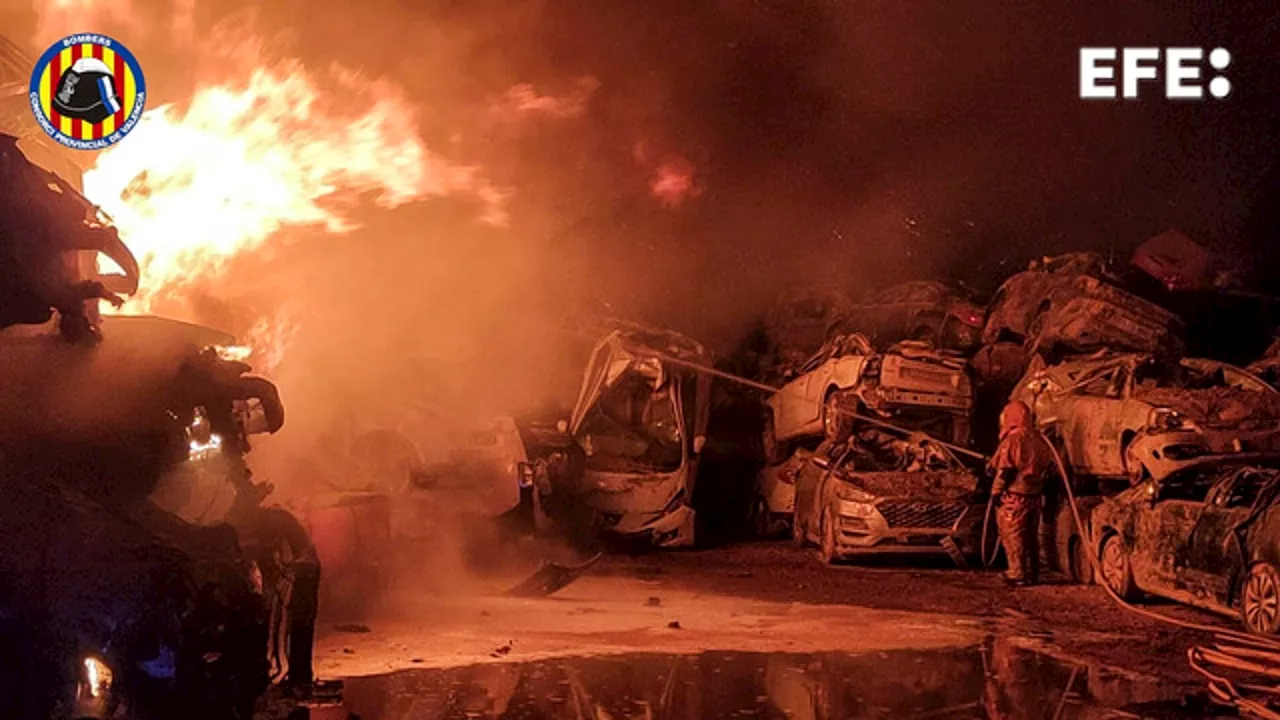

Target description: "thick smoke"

left=11, top=0, right=1279, bottom=586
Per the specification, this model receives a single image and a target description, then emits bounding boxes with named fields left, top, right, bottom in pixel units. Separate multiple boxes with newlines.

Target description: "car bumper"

left=829, top=499, right=975, bottom=554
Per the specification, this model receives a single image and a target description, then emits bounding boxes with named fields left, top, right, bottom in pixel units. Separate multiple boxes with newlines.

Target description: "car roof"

left=1164, top=453, right=1280, bottom=479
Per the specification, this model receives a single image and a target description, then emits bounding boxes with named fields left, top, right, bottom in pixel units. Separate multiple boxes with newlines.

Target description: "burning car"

left=982, top=252, right=1185, bottom=356
left=1091, top=454, right=1280, bottom=635
left=843, top=281, right=985, bottom=352
left=530, top=325, right=712, bottom=548
left=763, top=334, right=972, bottom=464
left=1011, top=352, right=1280, bottom=483
left=791, top=431, right=984, bottom=565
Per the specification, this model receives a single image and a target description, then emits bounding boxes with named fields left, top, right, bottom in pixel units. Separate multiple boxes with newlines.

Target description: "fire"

left=85, top=60, right=506, bottom=315
left=650, top=156, right=699, bottom=207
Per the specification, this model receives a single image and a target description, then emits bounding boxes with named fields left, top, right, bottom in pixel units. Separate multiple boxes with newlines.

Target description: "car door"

left=793, top=441, right=839, bottom=539
left=1179, top=469, right=1267, bottom=607
left=1054, top=364, right=1127, bottom=475
left=1130, top=465, right=1220, bottom=593
left=774, top=347, right=836, bottom=439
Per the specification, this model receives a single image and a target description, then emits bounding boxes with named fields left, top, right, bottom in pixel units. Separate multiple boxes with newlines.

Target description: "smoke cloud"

left=9, top=0, right=1279, bottom=586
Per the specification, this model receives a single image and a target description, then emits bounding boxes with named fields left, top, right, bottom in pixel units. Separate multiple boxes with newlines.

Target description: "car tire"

left=1068, top=536, right=1093, bottom=585
left=751, top=497, right=773, bottom=538
left=1241, top=563, right=1280, bottom=635
left=822, top=391, right=852, bottom=443
left=763, top=414, right=785, bottom=465
left=791, top=506, right=807, bottom=548
left=1099, top=533, right=1139, bottom=602
left=819, top=508, right=840, bottom=565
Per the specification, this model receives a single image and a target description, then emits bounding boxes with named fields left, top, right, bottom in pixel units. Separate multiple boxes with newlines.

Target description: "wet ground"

left=294, top=541, right=1240, bottom=719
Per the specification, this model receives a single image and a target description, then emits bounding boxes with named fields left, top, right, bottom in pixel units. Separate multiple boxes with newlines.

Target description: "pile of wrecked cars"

left=750, top=239, right=1280, bottom=635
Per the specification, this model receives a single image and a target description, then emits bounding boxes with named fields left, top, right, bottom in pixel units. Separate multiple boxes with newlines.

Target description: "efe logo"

left=1079, top=47, right=1231, bottom=100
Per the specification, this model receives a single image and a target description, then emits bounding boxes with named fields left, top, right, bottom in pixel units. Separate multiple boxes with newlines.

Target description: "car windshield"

left=1133, top=359, right=1227, bottom=391
left=577, top=375, right=684, bottom=473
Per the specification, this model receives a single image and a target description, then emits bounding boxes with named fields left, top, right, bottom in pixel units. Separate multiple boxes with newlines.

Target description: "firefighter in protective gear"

left=988, top=401, right=1054, bottom=586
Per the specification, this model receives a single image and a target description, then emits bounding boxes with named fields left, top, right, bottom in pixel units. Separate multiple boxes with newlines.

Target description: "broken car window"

left=1219, top=470, right=1270, bottom=509
left=1074, top=367, right=1122, bottom=398
left=578, top=375, right=683, bottom=473
left=1158, top=466, right=1221, bottom=503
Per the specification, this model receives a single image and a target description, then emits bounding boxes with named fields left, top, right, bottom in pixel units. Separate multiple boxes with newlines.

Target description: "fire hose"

left=647, top=346, right=1280, bottom=716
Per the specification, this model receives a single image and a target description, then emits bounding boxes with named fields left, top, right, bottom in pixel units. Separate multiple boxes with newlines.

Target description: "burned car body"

left=792, top=432, right=983, bottom=564
left=762, top=288, right=853, bottom=377
left=0, top=315, right=316, bottom=717
left=843, top=281, right=984, bottom=352
left=982, top=252, right=1184, bottom=356
left=1011, top=352, right=1280, bottom=482
left=533, top=326, right=712, bottom=548
left=1091, top=455, right=1280, bottom=634
left=763, top=334, right=972, bottom=463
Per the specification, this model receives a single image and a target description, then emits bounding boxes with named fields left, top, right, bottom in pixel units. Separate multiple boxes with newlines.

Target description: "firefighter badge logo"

left=28, top=33, right=146, bottom=150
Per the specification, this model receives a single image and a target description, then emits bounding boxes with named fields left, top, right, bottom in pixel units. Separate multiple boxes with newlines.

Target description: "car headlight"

left=838, top=501, right=877, bottom=518
left=1147, top=407, right=1199, bottom=432
left=833, top=482, right=875, bottom=504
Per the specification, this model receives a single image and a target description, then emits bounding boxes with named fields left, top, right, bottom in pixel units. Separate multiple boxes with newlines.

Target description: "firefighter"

left=987, top=400, right=1054, bottom=586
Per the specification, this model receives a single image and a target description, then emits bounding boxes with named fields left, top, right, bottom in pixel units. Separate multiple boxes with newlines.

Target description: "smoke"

left=14, top=0, right=1279, bottom=592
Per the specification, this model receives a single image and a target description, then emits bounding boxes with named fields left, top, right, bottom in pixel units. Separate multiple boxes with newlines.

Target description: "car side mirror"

left=692, top=435, right=707, bottom=454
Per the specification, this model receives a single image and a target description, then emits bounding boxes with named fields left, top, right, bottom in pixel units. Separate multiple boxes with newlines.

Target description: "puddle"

left=318, top=639, right=1215, bottom=719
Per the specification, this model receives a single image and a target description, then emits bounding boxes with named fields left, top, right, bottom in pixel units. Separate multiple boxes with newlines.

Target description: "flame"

left=85, top=61, right=507, bottom=313
left=497, top=77, right=600, bottom=120
left=650, top=156, right=699, bottom=207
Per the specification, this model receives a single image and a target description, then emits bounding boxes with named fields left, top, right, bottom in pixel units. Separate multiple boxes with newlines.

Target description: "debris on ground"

left=334, top=624, right=373, bottom=634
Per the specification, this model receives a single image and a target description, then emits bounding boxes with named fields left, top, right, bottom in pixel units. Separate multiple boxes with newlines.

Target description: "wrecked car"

left=750, top=447, right=812, bottom=538
left=0, top=314, right=319, bottom=717
left=528, top=326, right=712, bottom=548
left=1091, top=454, right=1280, bottom=635
left=1011, top=352, right=1280, bottom=483
left=982, top=252, right=1185, bottom=356
left=791, top=431, right=984, bottom=565
left=763, top=334, right=972, bottom=463
left=842, top=280, right=985, bottom=352
left=761, top=288, right=853, bottom=377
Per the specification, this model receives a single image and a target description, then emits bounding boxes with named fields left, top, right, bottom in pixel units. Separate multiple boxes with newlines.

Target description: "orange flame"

left=85, top=61, right=507, bottom=316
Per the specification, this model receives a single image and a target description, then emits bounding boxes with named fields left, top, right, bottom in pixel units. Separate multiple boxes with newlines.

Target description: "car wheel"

left=1099, top=533, right=1139, bottom=601
left=820, top=508, right=840, bottom=565
left=763, top=414, right=785, bottom=465
left=791, top=507, right=807, bottom=548
left=1241, top=563, right=1280, bottom=635
left=822, top=392, right=852, bottom=443
left=751, top=497, right=773, bottom=538
left=1068, top=536, right=1093, bottom=585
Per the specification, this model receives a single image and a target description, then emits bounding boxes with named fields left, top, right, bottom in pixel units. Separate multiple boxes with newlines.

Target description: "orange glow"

left=83, top=61, right=506, bottom=360
left=650, top=156, right=699, bottom=207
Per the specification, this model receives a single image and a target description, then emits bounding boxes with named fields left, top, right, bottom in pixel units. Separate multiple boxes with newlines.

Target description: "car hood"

left=838, top=470, right=978, bottom=500
left=1137, top=387, right=1280, bottom=430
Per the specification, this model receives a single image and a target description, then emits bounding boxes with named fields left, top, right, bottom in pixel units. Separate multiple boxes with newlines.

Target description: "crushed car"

left=842, top=280, right=985, bottom=352
left=1091, top=454, right=1280, bottom=635
left=982, top=251, right=1185, bottom=356
left=1012, top=352, right=1280, bottom=483
left=763, top=334, right=973, bottom=463
left=524, top=324, right=712, bottom=548
left=760, top=287, right=853, bottom=379
left=791, top=430, right=985, bottom=565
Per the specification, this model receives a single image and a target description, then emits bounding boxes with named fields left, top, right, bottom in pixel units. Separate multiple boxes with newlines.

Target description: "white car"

left=763, top=335, right=973, bottom=463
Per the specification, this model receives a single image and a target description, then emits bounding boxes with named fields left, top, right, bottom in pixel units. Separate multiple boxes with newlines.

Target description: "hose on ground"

left=1045, top=438, right=1280, bottom=718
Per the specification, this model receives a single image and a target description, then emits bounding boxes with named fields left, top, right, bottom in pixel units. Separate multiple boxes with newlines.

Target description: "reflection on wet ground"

left=328, top=638, right=1220, bottom=720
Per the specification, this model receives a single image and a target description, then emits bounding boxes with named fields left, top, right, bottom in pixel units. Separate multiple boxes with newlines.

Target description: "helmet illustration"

left=52, top=57, right=121, bottom=124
